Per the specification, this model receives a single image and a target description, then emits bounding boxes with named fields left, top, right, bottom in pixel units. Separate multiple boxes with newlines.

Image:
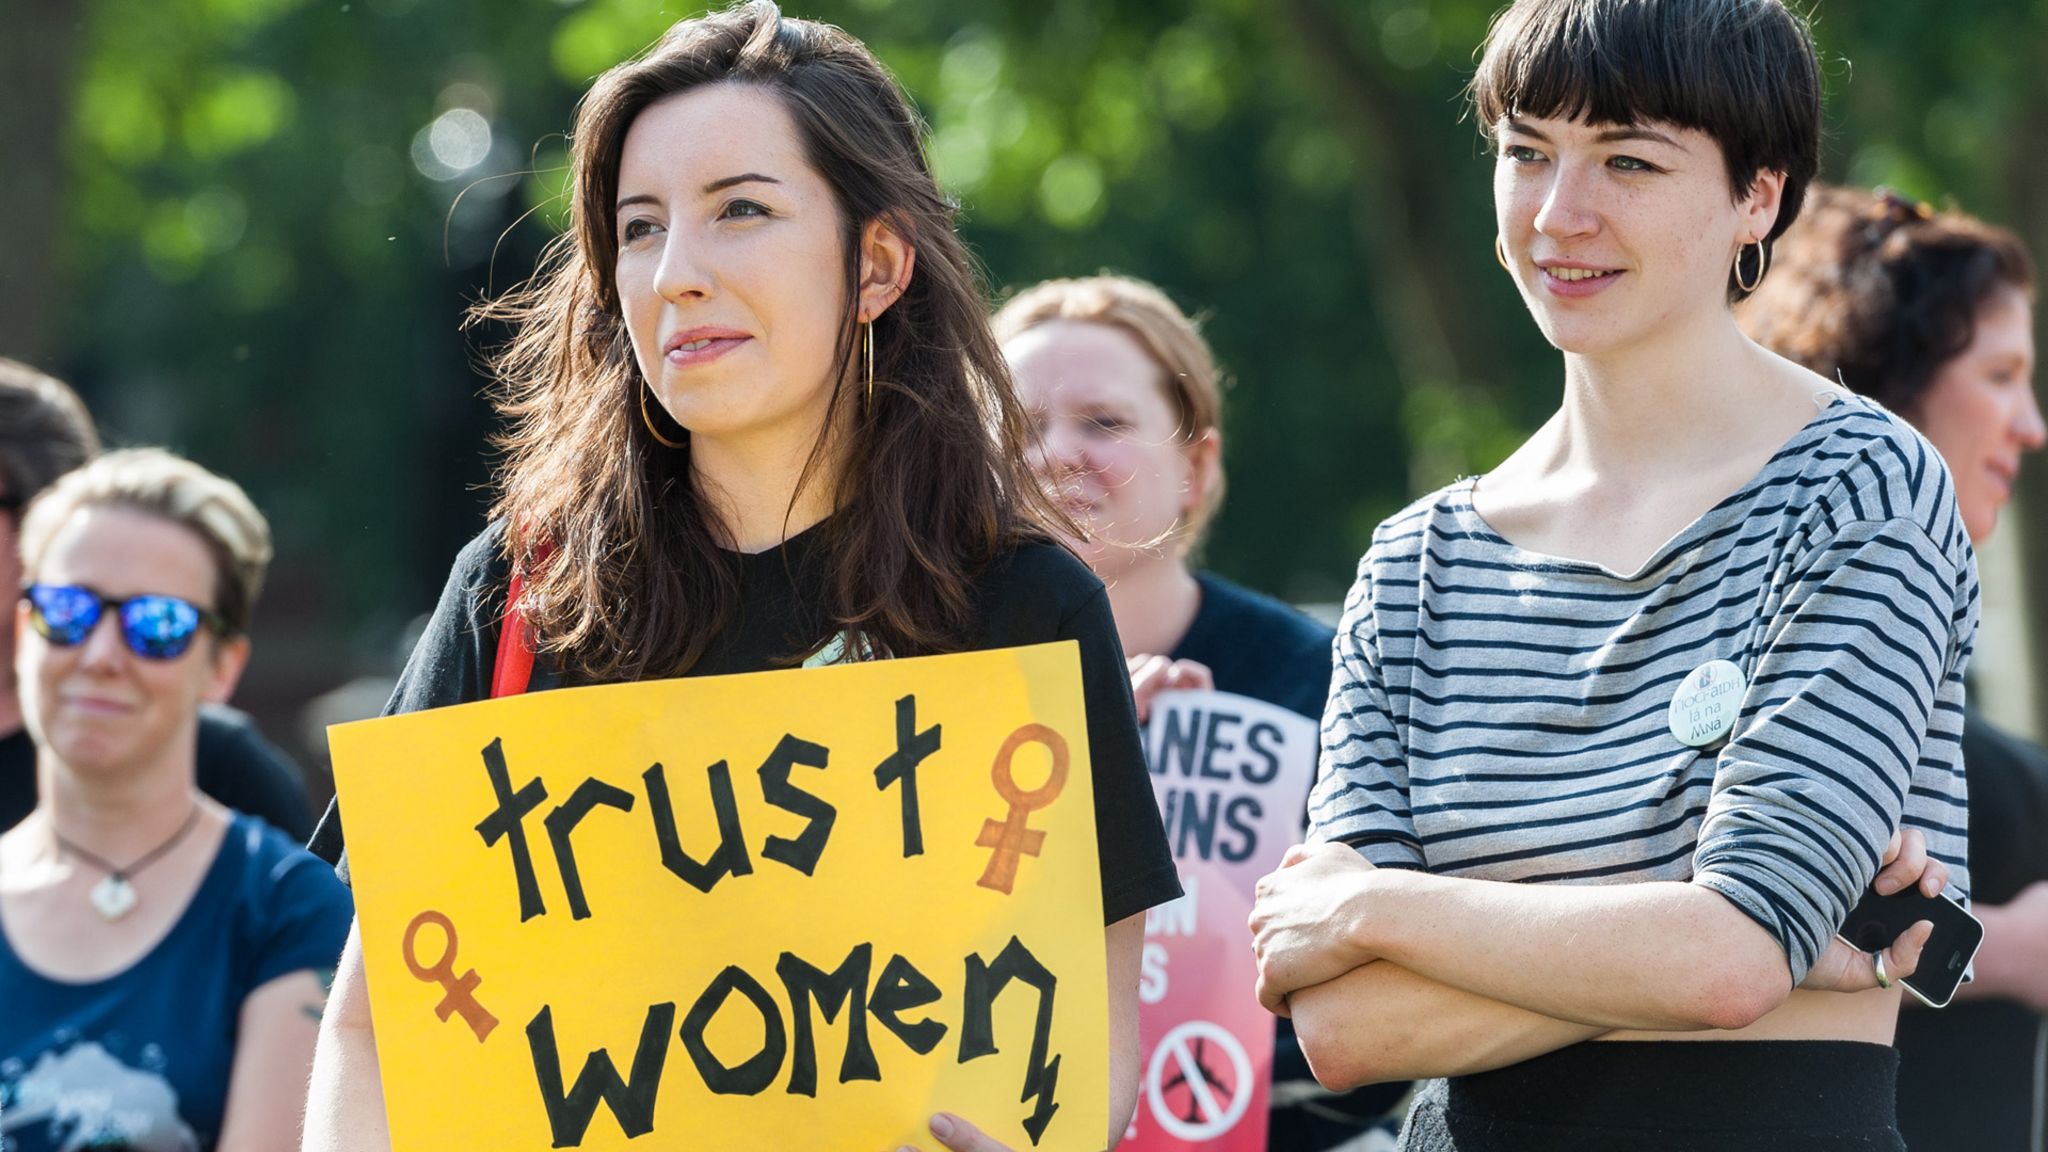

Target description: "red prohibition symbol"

left=975, top=723, right=1070, bottom=894
left=402, top=909, right=500, bottom=1042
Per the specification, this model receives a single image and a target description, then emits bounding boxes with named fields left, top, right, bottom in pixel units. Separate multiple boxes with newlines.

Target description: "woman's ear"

left=1740, top=169, right=1789, bottom=249
left=203, top=634, right=252, bottom=706
left=856, top=214, right=917, bottom=324
left=1182, top=428, right=1223, bottom=515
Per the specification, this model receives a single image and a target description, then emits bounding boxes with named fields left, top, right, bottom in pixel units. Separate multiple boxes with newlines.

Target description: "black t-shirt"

left=1895, top=707, right=2048, bottom=1152
left=0, top=704, right=314, bottom=840
left=1171, top=571, right=1334, bottom=723
left=309, top=521, right=1181, bottom=926
left=1951, top=708, right=2048, bottom=908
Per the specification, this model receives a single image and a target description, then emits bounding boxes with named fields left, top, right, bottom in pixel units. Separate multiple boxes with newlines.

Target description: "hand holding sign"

left=1126, top=656, right=1214, bottom=725
left=904, top=1111, right=1023, bottom=1152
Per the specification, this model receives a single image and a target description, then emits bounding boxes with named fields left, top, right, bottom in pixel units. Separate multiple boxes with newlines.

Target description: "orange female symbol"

left=975, top=723, right=1070, bottom=894
left=402, top=909, right=499, bottom=1042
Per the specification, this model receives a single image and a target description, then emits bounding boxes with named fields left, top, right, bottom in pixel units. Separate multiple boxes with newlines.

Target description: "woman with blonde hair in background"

left=0, top=359, right=315, bottom=840
left=0, top=448, right=352, bottom=1151
left=994, top=277, right=1333, bottom=722
left=995, top=276, right=1391, bottom=1147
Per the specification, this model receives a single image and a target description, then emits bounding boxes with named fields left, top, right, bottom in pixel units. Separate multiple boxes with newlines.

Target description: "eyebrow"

left=703, top=172, right=780, bottom=194
left=1594, top=126, right=1683, bottom=148
left=614, top=173, right=783, bottom=215
left=1502, top=118, right=1684, bottom=150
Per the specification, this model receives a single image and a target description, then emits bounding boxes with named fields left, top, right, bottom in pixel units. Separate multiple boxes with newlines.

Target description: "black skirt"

left=1398, top=1041, right=1905, bottom=1152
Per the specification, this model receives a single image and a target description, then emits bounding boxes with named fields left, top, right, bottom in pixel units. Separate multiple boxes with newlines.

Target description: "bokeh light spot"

left=1038, top=153, right=1106, bottom=231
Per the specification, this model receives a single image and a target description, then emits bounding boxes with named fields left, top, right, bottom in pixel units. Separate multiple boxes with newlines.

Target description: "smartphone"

left=1834, top=887, right=1984, bottom=1008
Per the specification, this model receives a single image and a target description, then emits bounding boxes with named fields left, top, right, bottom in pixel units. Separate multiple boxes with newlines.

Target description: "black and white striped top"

left=1309, top=397, right=1979, bottom=983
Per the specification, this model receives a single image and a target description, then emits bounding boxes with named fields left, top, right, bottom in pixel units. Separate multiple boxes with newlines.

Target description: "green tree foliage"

left=36, top=0, right=2048, bottom=714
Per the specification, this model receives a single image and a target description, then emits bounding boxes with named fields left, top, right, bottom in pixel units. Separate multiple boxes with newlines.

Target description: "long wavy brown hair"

left=475, top=1, right=1064, bottom=682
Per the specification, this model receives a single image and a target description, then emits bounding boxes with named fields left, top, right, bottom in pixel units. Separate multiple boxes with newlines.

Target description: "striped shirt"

left=1308, top=398, right=1979, bottom=983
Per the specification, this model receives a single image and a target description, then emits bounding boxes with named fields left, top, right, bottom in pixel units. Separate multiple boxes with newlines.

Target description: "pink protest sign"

left=1123, top=690, right=1318, bottom=1151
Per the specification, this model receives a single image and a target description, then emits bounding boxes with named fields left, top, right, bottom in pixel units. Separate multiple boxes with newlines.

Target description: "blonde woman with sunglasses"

left=0, top=449, right=351, bottom=1152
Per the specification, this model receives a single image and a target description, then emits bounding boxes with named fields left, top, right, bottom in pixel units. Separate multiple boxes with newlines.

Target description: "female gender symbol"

left=402, top=909, right=499, bottom=1041
left=975, top=723, right=1070, bottom=894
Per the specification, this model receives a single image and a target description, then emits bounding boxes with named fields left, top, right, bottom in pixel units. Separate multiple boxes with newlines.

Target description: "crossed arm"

left=1252, top=836, right=1946, bottom=1090
left=1287, top=958, right=1606, bottom=1087
left=1283, top=512, right=1972, bottom=1088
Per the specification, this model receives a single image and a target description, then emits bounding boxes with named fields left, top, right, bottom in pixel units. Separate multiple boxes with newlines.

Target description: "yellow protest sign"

left=329, top=642, right=1107, bottom=1151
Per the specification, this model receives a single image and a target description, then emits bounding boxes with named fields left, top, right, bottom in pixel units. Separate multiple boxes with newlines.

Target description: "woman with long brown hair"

left=302, top=5, right=1178, bottom=1149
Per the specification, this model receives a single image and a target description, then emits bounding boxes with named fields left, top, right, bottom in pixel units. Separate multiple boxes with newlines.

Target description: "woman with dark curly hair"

left=1743, top=183, right=2048, bottom=1152
left=301, top=5, right=1179, bottom=1149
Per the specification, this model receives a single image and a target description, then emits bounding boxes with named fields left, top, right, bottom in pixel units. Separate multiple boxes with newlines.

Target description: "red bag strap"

left=490, top=540, right=552, bottom=699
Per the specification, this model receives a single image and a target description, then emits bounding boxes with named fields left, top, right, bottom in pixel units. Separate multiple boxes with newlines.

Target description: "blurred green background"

left=5, top=0, right=2047, bottom=785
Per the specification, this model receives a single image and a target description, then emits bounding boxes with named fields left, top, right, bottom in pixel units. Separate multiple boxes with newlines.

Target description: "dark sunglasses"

left=22, top=583, right=228, bottom=660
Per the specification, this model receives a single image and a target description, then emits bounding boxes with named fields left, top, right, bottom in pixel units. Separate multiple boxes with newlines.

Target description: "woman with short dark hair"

left=301, top=5, right=1179, bottom=1150
left=1251, top=2, right=1972, bottom=1148
left=1744, top=183, right=2048, bottom=1152
left=0, top=360, right=99, bottom=507
left=0, top=360, right=99, bottom=807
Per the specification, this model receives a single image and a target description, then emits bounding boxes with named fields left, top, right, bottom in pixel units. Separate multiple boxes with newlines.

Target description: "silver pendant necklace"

left=51, top=806, right=204, bottom=921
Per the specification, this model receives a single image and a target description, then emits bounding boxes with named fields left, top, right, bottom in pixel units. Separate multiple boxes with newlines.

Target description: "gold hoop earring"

left=1495, top=235, right=1511, bottom=272
left=1734, top=239, right=1770, bottom=293
left=639, top=379, right=686, bottom=449
left=863, top=320, right=875, bottom=411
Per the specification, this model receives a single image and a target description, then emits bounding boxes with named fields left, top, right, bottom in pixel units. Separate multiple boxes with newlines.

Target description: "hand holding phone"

left=1835, top=887, right=1984, bottom=1008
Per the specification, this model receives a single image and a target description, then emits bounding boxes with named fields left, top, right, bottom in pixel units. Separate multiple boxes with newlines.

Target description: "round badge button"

left=1669, top=659, right=1745, bottom=748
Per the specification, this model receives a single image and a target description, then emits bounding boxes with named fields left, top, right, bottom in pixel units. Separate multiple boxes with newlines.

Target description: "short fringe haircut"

left=1470, top=0, right=1823, bottom=299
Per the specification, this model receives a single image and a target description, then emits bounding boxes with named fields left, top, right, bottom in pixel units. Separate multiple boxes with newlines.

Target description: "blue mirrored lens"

left=27, top=585, right=100, bottom=645
left=121, top=596, right=202, bottom=659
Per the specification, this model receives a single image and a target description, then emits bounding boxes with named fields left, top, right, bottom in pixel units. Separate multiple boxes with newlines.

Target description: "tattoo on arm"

left=302, top=966, right=337, bottom=1023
